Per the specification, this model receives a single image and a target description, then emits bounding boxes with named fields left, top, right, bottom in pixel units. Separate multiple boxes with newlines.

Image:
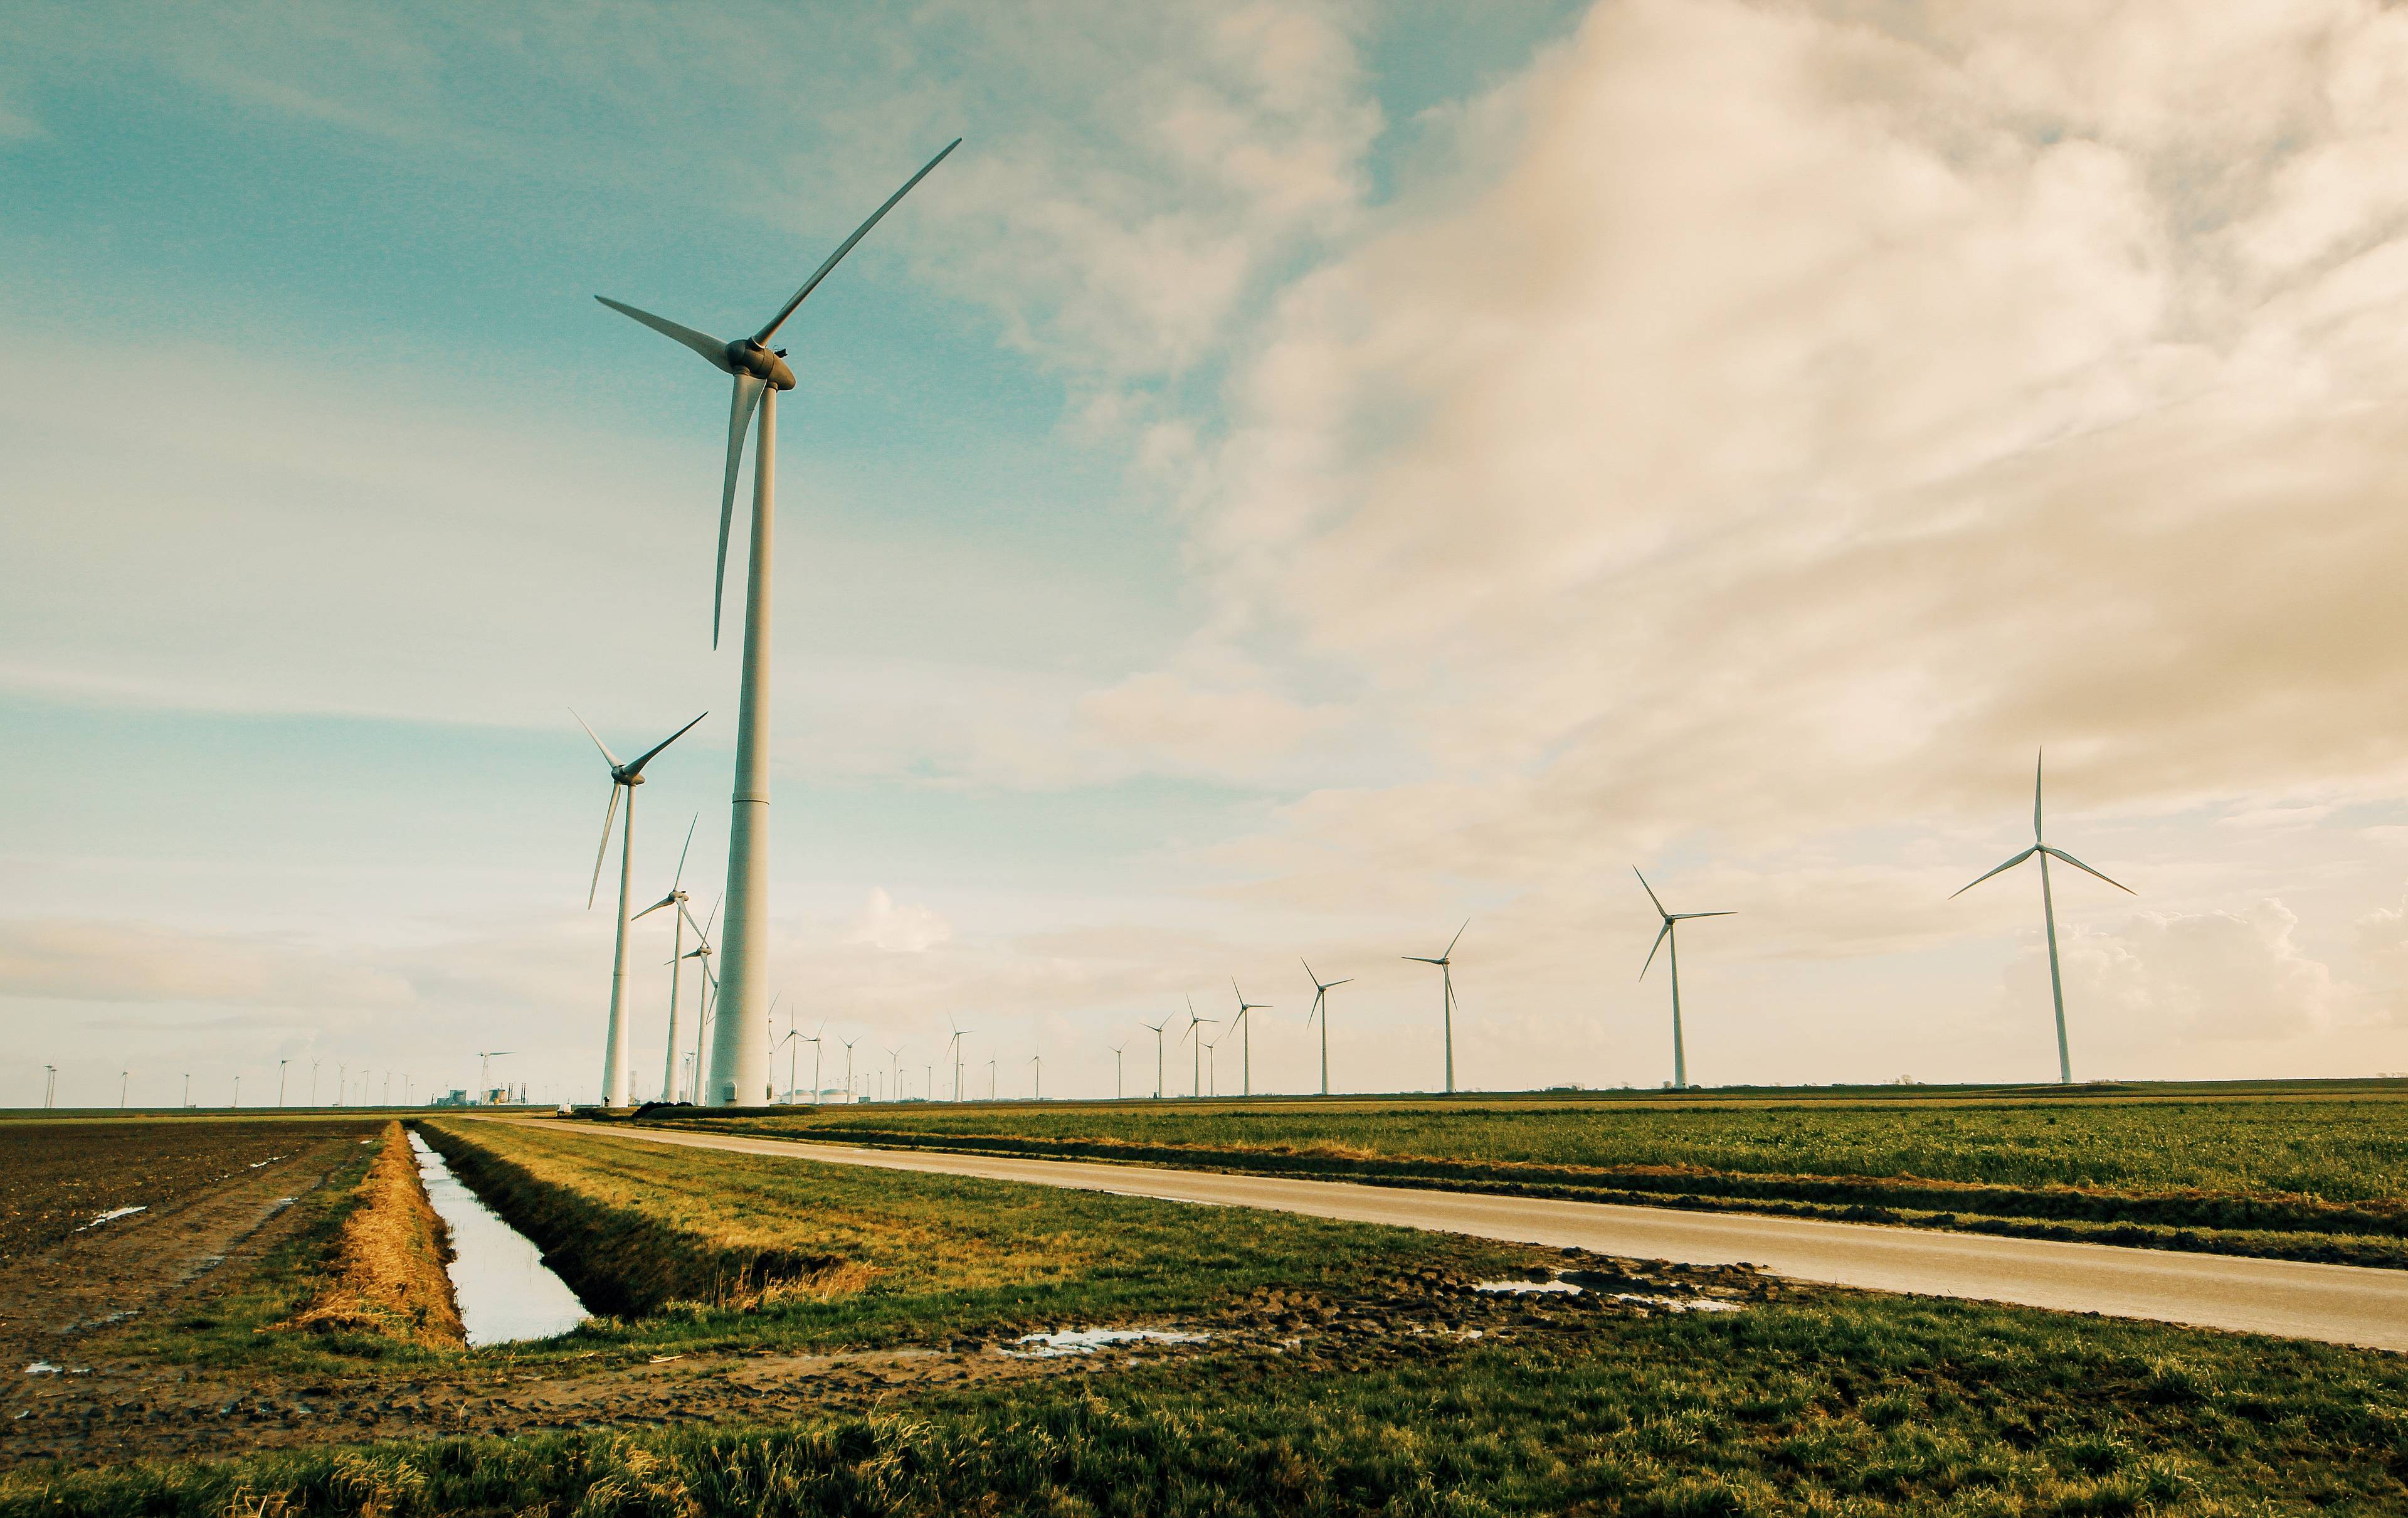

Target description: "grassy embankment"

left=412, top=1118, right=1556, bottom=1353
left=663, top=1086, right=2408, bottom=1268
left=282, top=1122, right=463, bottom=1349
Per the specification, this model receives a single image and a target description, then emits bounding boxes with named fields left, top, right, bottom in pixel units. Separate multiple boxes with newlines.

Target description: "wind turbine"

left=1142, top=1019, right=1170, bottom=1098
left=1030, top=1052, right=1041, bottom=1100
left=1110, top=1043, right=1125, bottom=1100
left=597, top=140, right=961, bottom=1108
left=840, top=1036, right=858, bottom=1101
left=1635, top=869, right=1733, bottom=1091
left=573, top=708, right=708, bottom=1107
left=1230, top=980, right=1269, bottom=1097
left=948, top=1018, right=973, bottom=1102
left=885, top=1046, right=903, bottom=1104
left=1953, top=749, right=2134, bottom=1085
left=1301, top=960, right=1350, bottom=1097
left=1183, top=996, right=1218, bottom=1098
left=634, top=815, right=703, bottom=1101
left=678, top=893, right=724, bottom=1096
left=1404, top=922, right=1468, bottom=1095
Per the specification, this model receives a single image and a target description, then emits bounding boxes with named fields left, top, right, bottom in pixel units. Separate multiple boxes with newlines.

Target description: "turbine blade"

left=586, top=782, right=623, bottom=910
left=1671, top=911, right=1737, bottom=920
left=1403, top=956, right=1442, bottom=965
left=1950, top=847, right=2037, bottom=899
left=679, top=901, right=710, bottom=940
left=1445, top=919, right=1469, bottom=958
left=626, top=710, right=709, bottom=777
left=1640, top=921, right=1669, bottom=980
left=672, top=813, right=697, bottom=890
left=1328, top=979, right=1352, bottom=987
left=715, top=374, right=767, bottom=649
left=756, top=139, right=962, bottom=342
left=1633, top=868, right=1667, bottom=917
left=700, top=892, right=723, bottom=938
left=2041, top=844, right=2135, bottom=894
left=569, top=708, right=622, bottom=769
left=2034, top=748, right=2046, bottom=841
left=633, top=892, right=678, bottom=921
left=595, top=297, right=732, bottom=371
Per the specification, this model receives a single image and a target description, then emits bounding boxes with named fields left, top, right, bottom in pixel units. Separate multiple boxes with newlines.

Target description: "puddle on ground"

left=24, top=1363, right=60, bottom=1376
left=1474, top=1278, right=1583, bottom=1295
left=1474, top=1277, right=1746, bottom=1314
left=76, top=1206, right=147, bottom=1231
left=407, top=1131, right=588, bottom=1346
left=1003, top=1327, right=1210, bottom=1359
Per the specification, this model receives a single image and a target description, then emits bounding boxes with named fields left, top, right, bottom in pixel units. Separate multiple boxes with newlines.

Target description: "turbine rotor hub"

left=724, top=339, right=798, bottom=390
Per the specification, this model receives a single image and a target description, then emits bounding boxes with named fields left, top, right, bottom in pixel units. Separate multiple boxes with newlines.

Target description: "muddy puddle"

left=407, top=1131, right=588, bottom=1346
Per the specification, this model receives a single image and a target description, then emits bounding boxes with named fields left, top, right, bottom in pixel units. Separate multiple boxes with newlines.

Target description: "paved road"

left=506, top=1120, right=2408, bottom=1352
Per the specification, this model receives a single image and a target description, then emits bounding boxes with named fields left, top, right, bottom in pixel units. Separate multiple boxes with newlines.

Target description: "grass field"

left=11, top=1278, right=2408, bottom=1514
left=9, top=1105, right=2408, bottom=1514
left=661, top=1084, right=2408, bottom=1268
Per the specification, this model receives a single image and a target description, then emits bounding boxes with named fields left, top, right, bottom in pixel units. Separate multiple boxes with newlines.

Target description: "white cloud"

left=845, top=888, right=953, bottom=954
left=2009, top=900, right=2347, bottom=1044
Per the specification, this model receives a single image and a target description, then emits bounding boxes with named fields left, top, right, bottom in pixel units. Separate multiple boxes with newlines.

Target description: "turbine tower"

left=1142, top=1019, right=1170, bottom=1098
left=1229, top=980, right=1269, bottom=1097
left=1301, top=959, right=1350, bottom=1097
left=573, top=709, right=707, bottom=1106
left=948, top=1017, right=974, bottom=1102
left=1183, top=996, right=1217, bottom=1098
left=1635, top=868, right=1733, bottom=1091
left=1110, top=1042, right=1126, bottom=1100
left=1404, top=922, right=1468, bottom=1094
left=597, top=141, right=960, bottom=1107
left=633, top=815, right=703, bottom=1102
left=1953, top=749, right=2133, bottom=1085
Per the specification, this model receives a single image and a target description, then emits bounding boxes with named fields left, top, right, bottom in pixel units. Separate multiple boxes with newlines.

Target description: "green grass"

left=409, top=1118, right=1557, bottom=1357
left=655, top=1087, right=2408, bottom=1267
left=13, top=1293, right=2407, bottom=1515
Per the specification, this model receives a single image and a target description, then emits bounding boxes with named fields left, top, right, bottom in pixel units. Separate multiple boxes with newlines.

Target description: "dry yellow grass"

left=282, top=1121, right=462, bottom=1349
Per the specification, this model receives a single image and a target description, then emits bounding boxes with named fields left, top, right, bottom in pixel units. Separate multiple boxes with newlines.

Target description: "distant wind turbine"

left=633, top=814, right=704, bottom=1102
left=1142, top=1019, right=1170, bottom=1098
left=948, top=1017, right=974, bottom=1102
left=572, top=708, right=708, bottom=1107
left=886, top=1046, right=903, bottom=1104
left=1635, top=869, right=1733, bottom=1091
left=1230, top=979, right=1269, bottom=1096
left=1404, top=922, right=1468, bottom=1094
left=597, top=140, right=960, bottom=1108
left=1953, top=749, right=2134, bottom=1085
left=1183, top=995, right=1218, bottom=1098
left=1301, top=960, right=1350, bottom=1097
left=1110, top=1042, right=1126, bottom=1100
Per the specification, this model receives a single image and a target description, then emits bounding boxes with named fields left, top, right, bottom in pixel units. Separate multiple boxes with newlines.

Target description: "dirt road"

left=560, top=1118, right=2408, bottom=1352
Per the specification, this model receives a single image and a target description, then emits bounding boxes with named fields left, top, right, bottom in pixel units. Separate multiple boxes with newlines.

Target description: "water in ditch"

left=408, top=1130, right=589, bottom=1346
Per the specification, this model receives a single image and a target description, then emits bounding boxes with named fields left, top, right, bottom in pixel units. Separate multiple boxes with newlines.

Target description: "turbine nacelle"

left=726, top=339, right=797, bottom=390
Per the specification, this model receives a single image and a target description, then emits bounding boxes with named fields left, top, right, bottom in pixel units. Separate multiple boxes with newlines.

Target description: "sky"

left=6, top=0, right=2408, bottom=1109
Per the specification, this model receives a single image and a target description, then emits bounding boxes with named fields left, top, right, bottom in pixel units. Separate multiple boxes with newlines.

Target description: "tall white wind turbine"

left=1183, top=996, right=1217, bottom=1098
left=1229, top=980, right=1269, bottom=1097
left=1404, top=922, right=1468, bottom=1094
left=1635, top=869, right=1733, bottom=1091
left=1301, top=960, right=1350, bottom=1097
left=948, top=1017, right=974, bottom=1102
left=633, top=815, right=703, bottom=1101
left=574, top=709, right=707, bottom=1107
left=1953, top=750, right=2134, bottom=1085
left=596, top=141, right=960, bottom=1108
left=1142, top=1019, right=1170, bottom=1098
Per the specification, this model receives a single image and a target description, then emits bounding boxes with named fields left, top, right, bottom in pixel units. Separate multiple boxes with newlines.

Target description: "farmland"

left=664, top=1083, right=2408, bottom=1267
left=6, top=1106, right=2408, bottom=1514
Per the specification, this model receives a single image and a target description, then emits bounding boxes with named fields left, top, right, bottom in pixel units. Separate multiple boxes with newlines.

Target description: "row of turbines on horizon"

left=29, top=1055, right=534, bottom=1112
left=583, top=748, right=2128, bottom=1104
left=549, top=139, right=2130, bottom=1107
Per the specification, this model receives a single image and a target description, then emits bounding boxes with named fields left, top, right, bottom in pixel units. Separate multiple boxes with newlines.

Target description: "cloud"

left=1145, top=0, right=2408, bottom=902
left=2007, top=899, right=2347, bottom=1044
left=845, top=888, right=954, bottom=954
left=0, top=918, right=415, bottom=1011
left=2357, top=891, right=2408, bottom=1018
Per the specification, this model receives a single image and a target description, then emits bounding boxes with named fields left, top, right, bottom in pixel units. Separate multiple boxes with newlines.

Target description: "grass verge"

left=280, top=1122, right=462, bottom=1349
left=658, top=1090, right=2408, bottom=1268
left=8, top=1292, right=2406, bottom=1515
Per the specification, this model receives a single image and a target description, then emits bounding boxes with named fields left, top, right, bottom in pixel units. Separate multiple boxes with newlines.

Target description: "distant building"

left=431, top=1089, right=470, bottom=1107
